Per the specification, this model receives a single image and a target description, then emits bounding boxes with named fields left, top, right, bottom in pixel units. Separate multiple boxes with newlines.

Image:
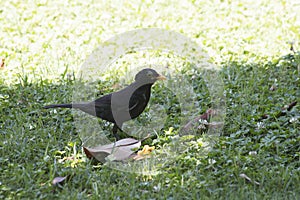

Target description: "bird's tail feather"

left=43, top=104, right=73, bottom=109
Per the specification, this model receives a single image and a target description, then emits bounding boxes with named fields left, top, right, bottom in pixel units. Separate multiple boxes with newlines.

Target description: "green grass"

left=1, top=54, right=299, bottom=199
left=1, top=0, right=300, bottom=199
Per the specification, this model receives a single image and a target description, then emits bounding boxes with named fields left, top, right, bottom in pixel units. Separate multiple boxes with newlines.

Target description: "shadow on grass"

left=0, top=53, right=299, bottom=199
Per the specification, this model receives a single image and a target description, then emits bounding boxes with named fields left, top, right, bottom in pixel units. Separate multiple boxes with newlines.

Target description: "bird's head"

left=134, top=68, right=166, bottom=84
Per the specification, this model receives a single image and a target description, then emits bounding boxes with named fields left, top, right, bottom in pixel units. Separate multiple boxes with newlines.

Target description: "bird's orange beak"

left=156, top=75, right=166, bottom=80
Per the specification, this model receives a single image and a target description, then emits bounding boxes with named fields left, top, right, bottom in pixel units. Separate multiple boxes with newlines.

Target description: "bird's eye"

left=147, top=72, right=152, bottom=77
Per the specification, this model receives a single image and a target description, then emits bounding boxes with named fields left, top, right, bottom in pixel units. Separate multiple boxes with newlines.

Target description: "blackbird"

left=44, top=68, right=166, bottom=139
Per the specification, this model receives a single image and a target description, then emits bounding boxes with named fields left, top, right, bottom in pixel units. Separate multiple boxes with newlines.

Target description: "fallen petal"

left=52, top=176, right=67, bottom=185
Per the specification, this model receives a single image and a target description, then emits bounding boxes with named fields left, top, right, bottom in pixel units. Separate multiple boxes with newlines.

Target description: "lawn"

left=0, top=0, right=300, bottom=199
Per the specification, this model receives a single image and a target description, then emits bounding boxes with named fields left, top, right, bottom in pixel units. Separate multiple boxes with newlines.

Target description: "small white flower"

left=249, top=151, right=257, bottom=156
left=208, top=159, right=216, bottom=164
left=289, top=116, right=299, bottom=123
left=256, top=122, right=265, bottom=129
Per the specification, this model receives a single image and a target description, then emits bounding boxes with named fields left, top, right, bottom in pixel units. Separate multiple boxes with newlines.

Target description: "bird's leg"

left=112, top=123, right=132, bottom=140
left=112, top=124, right=121, bottom=140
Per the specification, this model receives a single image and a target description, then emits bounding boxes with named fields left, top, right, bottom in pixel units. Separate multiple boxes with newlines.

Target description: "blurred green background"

left=1, top=0, right=299, bottom=82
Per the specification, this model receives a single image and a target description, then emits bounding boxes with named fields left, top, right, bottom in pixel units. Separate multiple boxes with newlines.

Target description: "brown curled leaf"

left=83, top=138, right=141, bottom=163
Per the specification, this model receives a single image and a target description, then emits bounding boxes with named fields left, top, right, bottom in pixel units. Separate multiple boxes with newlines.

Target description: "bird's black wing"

left=93, top=94, right=115, bottom=122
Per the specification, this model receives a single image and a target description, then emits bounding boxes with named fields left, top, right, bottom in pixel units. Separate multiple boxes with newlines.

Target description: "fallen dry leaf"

left=260, top=101, right=298, bottom=120
left=83, top=138, right=141, bottom=163
left=182, top=109, right=218, bottom=132
left=286, top=101, right=297, bottom=111
left=133, top=145, right=155, bottom=161
left=137, top=145, right=155, bottom=156
left=274, top=101, right=298, bottom=118
left=269, top=85, right=276, bottom=91
left=259, top=114, right=269, bottom=120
